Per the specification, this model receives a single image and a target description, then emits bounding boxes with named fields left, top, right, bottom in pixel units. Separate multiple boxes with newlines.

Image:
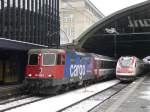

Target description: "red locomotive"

left=24, top=49, right=116, bottom=94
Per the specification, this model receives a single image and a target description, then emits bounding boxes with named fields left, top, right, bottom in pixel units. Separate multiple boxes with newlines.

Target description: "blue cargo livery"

left=64, top=51, right=93, bottom=79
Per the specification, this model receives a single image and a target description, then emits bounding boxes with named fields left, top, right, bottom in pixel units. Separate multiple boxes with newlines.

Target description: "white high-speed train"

left=116, top=56, right=148, bottom=81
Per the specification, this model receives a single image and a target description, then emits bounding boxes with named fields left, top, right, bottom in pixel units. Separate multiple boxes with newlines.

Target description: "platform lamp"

left=105, top=28, right=119, bottom=58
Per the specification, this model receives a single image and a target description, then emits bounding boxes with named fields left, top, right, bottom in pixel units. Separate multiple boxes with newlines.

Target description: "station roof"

left=0, top=37, right=48, bottom=51
left=75, top=0, right=150, bottom=58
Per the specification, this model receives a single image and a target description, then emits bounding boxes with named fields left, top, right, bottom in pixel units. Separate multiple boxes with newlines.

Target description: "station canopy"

left=76, top=1, right=150, bottom=58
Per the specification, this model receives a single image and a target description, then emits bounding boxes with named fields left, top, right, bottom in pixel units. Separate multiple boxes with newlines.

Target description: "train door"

left=55, top=53, right=66, bottom=78
left=96, top=60, right=104, bottom=77
left=98, top=60, right=102, bottom=77
left=95, top=60, right=99, bottom=75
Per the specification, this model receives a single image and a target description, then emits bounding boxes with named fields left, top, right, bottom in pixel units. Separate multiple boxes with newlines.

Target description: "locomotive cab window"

left=43, top=53, right=56, bottom=66
left=120, top=57, right=133, bottom=67
left=29, top=54, right=38, bottom=65
left=57, top=54, right=65, bottom=65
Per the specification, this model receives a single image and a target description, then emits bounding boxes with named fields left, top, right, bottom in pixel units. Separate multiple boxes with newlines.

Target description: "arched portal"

left=76, top=1, right=150, bottom=58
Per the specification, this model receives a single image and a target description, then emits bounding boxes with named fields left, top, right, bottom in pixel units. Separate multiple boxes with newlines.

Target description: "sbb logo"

left=70, top=65, right=86, bottom=78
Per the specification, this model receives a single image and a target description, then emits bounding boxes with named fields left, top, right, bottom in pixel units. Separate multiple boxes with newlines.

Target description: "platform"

left=93, top=75, right=150, bottom=112
left=0, top=84, right=23, bottom=100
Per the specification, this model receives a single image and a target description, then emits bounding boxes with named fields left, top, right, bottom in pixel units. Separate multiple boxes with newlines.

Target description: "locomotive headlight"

left=48, top=74, right=52, bottom=77
left=28, top=74, right=32, bottom=77
left=128, top=68, right=133, bottom=73
left=129, top=68, right=133, bottom=71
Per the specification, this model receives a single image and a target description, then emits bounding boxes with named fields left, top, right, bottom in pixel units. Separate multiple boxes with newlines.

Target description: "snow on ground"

left=6, top=80, right=119, bottom=112
left=0, top=97, right=41, bottom=111
left=63, top=100, right=100, bottom=112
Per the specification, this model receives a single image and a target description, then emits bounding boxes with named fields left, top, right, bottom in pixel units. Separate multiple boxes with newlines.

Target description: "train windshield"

left=119, top=57, right=133, bottom=67
left=43, top=53, right=56, bottom=65
left=29, top=54, right=38, bottom=65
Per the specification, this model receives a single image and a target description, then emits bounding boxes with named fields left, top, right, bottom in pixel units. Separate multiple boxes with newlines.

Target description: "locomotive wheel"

left=62, top=85, right=70, bottom=92
left=78, top=80, right=83, bottom=86
left=39, top=85, right=62, bottom=95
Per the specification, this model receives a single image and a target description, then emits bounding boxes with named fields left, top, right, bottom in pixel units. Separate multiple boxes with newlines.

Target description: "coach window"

left=101, top=61, right=104, bottom=69
left=113, top=62, right=116, bottom=68
left=103, top=61, right=106, bottom=68
left=104, top=61, right=109, bottom=69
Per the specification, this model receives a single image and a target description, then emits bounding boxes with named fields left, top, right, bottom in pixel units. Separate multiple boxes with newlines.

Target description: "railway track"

left=0, top=95, right=47, bottom=112
left=0, top=81, right=115, bottom=111
left=0, top=95, right=30, bottom=105
left=58, top=83, right=129, bottom=112
left=2, top=80, right=120, bottom=112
